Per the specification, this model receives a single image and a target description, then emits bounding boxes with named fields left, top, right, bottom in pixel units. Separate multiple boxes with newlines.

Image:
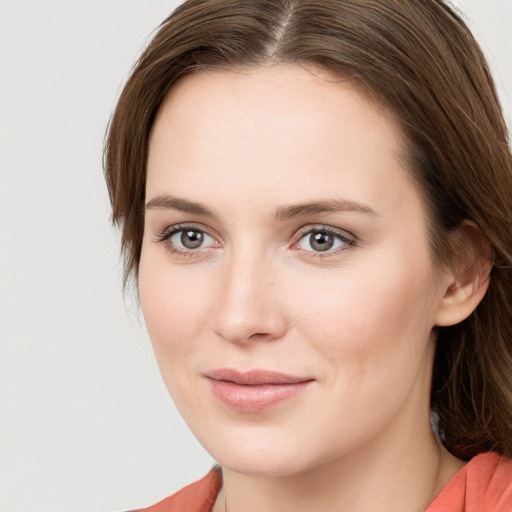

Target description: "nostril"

left=248, top=332, right=271, bottom=339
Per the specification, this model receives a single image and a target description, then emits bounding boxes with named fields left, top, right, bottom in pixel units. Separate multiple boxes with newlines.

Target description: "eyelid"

left=292, top=224, right=356, bottom=242
left=153, top=222, right=356, bottom=260
left=291, top=224, right=357, bottom=256
left=154, top=223, right=222, bottom=259
left=155, top=223, right=219, bottom=243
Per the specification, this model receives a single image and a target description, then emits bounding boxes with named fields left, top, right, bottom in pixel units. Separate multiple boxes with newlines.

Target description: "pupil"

left=181, top=230, right=204, bottom=249
left=311, top=231, right=334, bottom=252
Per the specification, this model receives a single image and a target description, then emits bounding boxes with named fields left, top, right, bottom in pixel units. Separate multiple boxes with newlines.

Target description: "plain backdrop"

left=0, top=1, right=510, bottom=511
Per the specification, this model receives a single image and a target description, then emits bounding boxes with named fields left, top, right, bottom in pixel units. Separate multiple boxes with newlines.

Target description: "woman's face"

left=140, top=65, right=450, bottom=476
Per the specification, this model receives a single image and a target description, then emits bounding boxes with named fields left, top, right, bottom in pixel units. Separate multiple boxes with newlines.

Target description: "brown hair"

left=104, top=0, right=512, bottom=459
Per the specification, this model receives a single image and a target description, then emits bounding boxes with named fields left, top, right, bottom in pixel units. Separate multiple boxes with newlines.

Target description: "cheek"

left=291, top=253, right=438, bottom=383
left=138, top=255, right=210, bottom=363
left=138, top=256, right=216, bottom=420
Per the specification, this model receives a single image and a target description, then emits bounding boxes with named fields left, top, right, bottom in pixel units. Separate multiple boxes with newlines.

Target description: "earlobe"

left=434, top=221, right=492, bottom=327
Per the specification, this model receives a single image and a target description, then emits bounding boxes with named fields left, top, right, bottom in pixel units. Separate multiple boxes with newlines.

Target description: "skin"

left=139, top=65, right=472, bottom=512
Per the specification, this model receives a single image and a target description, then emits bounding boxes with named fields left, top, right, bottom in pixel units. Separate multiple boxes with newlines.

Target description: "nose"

left=212, top=253, right=288, bottom=345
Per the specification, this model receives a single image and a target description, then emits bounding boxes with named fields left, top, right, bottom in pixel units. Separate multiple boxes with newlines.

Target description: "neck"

left=214, top=417, right=464, bottom=512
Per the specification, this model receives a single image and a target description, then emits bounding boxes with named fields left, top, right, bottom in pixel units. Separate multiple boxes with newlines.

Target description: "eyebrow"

left=145, top=195, right=214, bottom=216
left=145, top=194, right=376, bottom=220
left=274, top=199, right=377, bottom=221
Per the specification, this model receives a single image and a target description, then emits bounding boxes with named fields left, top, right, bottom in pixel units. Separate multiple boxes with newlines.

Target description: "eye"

left=156, top=224, right=219, bottom=254
left=172, top=229, right=212, bottom=249
left=295, top=227, right=355, bottom=254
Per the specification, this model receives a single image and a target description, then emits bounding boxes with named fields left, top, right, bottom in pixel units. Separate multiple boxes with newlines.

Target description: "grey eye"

left=310, top=232, right=335, bottom=251
left=181, top=229, right=204, bottom=249
left=170, top=229, right=215, bottom=250
left=297, top=229, right=351, bottom=253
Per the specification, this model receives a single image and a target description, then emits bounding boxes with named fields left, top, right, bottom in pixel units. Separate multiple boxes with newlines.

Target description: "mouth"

left=205, top=369, right=314, bottom=413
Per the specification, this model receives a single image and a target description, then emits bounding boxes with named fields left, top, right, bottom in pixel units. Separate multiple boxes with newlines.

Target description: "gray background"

left=0, top=1, right=510, bottom=511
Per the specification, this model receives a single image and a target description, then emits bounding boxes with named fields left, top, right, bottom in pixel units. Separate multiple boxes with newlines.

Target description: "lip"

left=205, top=369, right=314, bottom=412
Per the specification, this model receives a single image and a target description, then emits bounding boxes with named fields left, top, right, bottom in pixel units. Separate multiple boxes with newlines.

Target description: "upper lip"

left=206, top=368, right=313, bottom=385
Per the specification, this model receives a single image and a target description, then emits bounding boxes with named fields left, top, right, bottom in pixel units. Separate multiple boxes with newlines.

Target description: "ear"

left=434, top=221, right=492, bottom=327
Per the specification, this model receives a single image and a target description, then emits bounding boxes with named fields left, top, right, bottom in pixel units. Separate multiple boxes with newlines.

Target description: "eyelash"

left=155, top=223, right=218, bottom=258
left=154, top=223, right=357, bottom=260
left=292, top=225, right=357, bottom=259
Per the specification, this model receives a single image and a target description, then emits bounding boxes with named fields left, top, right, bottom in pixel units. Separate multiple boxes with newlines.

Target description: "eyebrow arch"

left=275, top=200, right=377, bottom=221
left=145, top=195, right=214, bottom=216
left=145, top=194, right=376, bottom=221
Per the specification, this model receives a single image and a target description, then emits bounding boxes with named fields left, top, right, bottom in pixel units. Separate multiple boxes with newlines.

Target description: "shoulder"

left=128, top=468, right=222, bottom=512
left=465, top=452, right=512, bottom=511
left=427, top=451, right=512, bottom=512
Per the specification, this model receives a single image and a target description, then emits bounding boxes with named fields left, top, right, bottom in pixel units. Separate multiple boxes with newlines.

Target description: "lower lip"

left=208, top=379, right=312, bottom=413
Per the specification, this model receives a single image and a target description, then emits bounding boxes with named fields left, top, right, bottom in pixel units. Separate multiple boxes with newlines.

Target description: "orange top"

left=426, top=451, right=512, bottom=512
left=133, top=452, right=512, bottom=512
left=130, top=469, right=222, bottom=512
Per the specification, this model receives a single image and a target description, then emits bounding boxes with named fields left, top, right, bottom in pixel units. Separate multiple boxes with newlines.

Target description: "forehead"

left=151, top=64, right=403, bottom=154
left=146, top=65, right=417, bottom=216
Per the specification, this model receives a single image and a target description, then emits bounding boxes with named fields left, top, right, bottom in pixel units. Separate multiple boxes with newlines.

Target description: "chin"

left=193, top=424, right=328, bottom=478
left=217, top=451, right=310, bottom=477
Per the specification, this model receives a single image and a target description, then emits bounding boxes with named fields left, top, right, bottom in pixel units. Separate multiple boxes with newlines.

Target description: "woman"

left=104, top=1, right=512, bottom=511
